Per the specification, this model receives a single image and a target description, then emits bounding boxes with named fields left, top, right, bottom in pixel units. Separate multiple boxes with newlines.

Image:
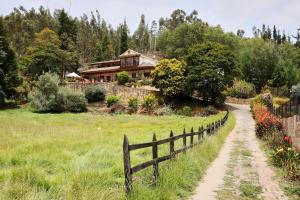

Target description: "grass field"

left=0, top=107, right=235, bottom=200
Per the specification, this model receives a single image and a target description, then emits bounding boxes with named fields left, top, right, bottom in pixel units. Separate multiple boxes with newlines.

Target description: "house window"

left=106, top=76, right=111, bottom=82
left=144, top=72, right=150, bottom=78
left=132, top=73, right=136, bottom=78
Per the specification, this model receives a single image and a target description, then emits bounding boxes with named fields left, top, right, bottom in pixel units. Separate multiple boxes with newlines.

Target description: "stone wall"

left=66, top=82, right=159, bottom=102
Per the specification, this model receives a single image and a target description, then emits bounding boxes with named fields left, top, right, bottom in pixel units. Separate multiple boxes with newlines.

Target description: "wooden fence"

left=271, top=97, right=299, bottom=118
left=271, top=97, right=300, bottom=151
left=123, top=111, right=229, bottom=193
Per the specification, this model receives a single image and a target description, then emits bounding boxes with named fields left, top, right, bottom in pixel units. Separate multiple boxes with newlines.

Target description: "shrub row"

left=225, top=80, right=256, bottom=99
left=251, top=97, right=299, bottom=180
left=30, top=73, right=87, bottom=113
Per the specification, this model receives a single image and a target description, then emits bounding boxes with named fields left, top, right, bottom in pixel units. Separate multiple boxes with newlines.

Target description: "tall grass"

left=0, top=107, right=234, bottom=199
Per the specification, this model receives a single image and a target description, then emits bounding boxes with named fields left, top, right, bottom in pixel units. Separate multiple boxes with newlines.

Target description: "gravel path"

left=190, top=103, right=288, bottom=200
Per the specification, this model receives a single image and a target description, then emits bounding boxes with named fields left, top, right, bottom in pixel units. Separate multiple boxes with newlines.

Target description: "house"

left=80, top=49, right=157, bottom=82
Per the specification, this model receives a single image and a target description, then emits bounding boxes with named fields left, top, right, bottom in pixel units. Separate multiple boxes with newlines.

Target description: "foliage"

left=0, top=18, right=21, bottom=99
left=30, top=73, right=87, bottom=113
left=273, top=97, right=289, bottom=106
left=127, top=96, right=138, bottom=114
left=84, top=84, right=105, bottom=102
left=239, top=38, right=278, bottom=91
left=120, top=21, right=129, bottom=54
left=185, top=42, right=237, bottom=104
left=56, top=9, right=79, bottom=73
left=262, top=85, right=290, bottom=97
left=250, top=93, right=273, bottom=110
left=30, top=73, right=64, bottom=113
left=291, top=83, right=300, bottom=98
left=154, top=105, right=174, bottom=116
left=251, top=98, right=299, bottom=180
left=151, top=59, right=186, bottom=97
left=63, top=90, right=87, bottom=113
left=252, top=104, right=282, bottom=138
left=117, top=71, right=130, bottom=85
left=0, top=86, right=5, bottom=105
left=142, top=94, right=157, bottom=112
left=200, top=106, right=219, bottom=117
left=225, top=80, right=256, bottom=99
left=271, top=145, right=300, bottom=180
left=132, top=15, right=150, bottom=52
left=178, top=106, right=192, bottom=116
left=106, top=95, right=120, bottom=107
left=20, top=28, right=73, bottom=79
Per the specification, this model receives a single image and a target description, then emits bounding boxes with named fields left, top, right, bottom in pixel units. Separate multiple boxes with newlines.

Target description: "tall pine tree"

left=0, top=17, right=21, bottom=99
left=120, top=20, right=128, bottom=54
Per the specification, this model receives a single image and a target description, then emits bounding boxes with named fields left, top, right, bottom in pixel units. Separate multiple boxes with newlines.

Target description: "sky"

left=0, top=0, right=299, bottom=37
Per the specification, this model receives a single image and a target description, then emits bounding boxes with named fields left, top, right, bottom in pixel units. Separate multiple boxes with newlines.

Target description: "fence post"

left=289, top=100, right=292, bottom=116
left=183, top=128, right=186, bottom=153
left=201, top=126, right=204, bottom=139
left=198, top=127, right=201, bottom=143
left=207, top=124, right=210, bottom=135
left=170, top=130, right=175, bottom=158
left=152, top=133, right=159, bottom=182
left=296, top=97, right=299, bottom=115
left=190, top=127, right=194, bottom=147
left=123, top=135, right=132, bottom=193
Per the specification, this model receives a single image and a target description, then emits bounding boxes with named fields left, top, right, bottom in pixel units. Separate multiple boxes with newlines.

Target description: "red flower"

left=284, top=136, right=289, bottom=142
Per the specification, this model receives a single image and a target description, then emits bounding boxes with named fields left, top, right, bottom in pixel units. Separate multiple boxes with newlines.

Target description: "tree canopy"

left=185, top=42, right=237, bottom=103
left=152, top=59, right=186, bottom=97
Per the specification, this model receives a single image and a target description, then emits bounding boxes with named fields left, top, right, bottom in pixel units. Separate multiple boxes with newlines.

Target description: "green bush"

left=30, top=73, right=63, bottom=113
left=225, top=80, right=256, bottom=98
left=291, top=83, right=300, bottom=98
left=64, top=90, right=87, bottom=113
left=142, top=94, right=157, bottom=112
left=154, top=105, right=174, bottom=116
left=179, top=106, right=192, bottom=116
left=127, top=96, right=138, bottom=114
left=84, top=84, right=105, bottom=102
left=117, top=71, right=130, bottom=85
left=30, top=73, right=87, bottom=113
left=106, top=95, right=120, bottom=107
left=200, top=106, right=219, bottom=116
left=0, top=87, right=5, bottom=105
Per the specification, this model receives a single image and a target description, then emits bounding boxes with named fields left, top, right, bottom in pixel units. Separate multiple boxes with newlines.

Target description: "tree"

left=132, top=15, right=150, bottom=52
left=268, top=64, right=287, bottom=87
left=21, top=28, right=71, bottom=79
left=239, top=38, right=278, bottom=90
left=55, top=9, right=79, bottom=74
left=185, top=42, right=237, bottom=104
left=120, top=20, right=129, bottom=54
left=273, top=25, right=277, bottom=42
left=95, top=31, right=114, bottom=61
left=0, top=17, right=21, bottom=99
left=156, top=21, right=206, bottom=58
left=151, top=59, right=186, bottom=97
left=237, top=29, right=245, bottom=38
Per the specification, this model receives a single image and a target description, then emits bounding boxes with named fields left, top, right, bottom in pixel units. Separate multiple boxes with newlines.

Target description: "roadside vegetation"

left=0, top=107, right=234, bottom=200
left=251, top=93, right=300, bottom=198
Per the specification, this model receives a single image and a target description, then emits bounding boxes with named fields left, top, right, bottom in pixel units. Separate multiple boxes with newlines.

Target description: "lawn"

left=0, top=107, right=235, bottom=200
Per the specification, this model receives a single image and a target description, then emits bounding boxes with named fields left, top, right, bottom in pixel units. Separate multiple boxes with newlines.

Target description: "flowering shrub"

left=271, top=145, right=300, bottom=180
left=252, top=104, right=282, bottom=138
left=251, top=100, right=299, bottom=180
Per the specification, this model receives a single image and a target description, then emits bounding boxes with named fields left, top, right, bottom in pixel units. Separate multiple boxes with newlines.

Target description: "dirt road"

left=190, top=103, right=288, bottom=200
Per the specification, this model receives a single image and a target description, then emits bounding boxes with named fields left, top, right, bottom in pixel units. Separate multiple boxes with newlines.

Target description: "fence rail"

left=271, top=97, right=300, bottom=118
left=123, top=111, right=229, bottom=193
